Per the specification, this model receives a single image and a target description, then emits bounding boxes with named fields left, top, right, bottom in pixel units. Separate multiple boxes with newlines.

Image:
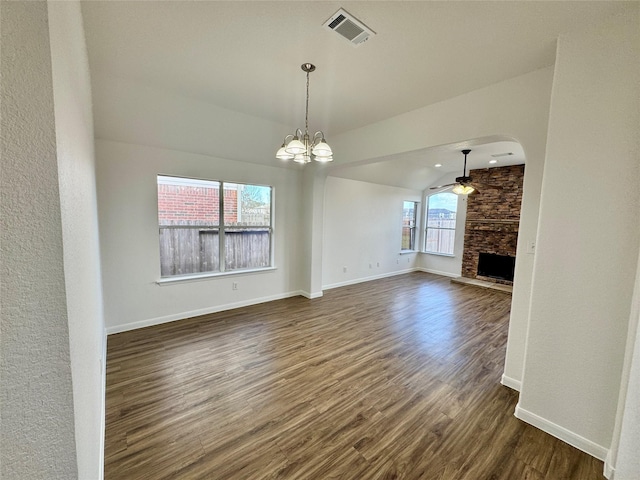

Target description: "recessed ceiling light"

left=435, top=163, right=442, bottom=168
left=489, top=159, right=498, bottom=164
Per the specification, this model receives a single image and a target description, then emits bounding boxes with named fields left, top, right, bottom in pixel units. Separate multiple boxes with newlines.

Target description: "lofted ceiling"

left=81, top=1, right=629, bottom=189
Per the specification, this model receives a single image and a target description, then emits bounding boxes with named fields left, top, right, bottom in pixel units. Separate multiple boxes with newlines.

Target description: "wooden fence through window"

left=159, top=227, right=270, bottom=277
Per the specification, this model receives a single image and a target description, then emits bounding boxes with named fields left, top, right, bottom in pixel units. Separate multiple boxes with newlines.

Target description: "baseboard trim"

left=604, top=450, right=615, bottom=479
left=300, top=290, right=323, bottom=299
left=500, top=374, right=522, bottom=391
left=106, top=290, right=303, bottom=335
left=323, top=268, right=417, bottom=291
left=515, top=403, right=608, bottom=461
left=417, top=268, right=460, bottom=278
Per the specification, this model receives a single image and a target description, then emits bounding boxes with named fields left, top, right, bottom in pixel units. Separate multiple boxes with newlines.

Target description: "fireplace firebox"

left=477, top=253, right=516, bottom=282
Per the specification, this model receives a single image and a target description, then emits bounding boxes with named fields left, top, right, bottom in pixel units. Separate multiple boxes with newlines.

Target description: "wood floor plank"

left=105, top=272, right=604, bottom=479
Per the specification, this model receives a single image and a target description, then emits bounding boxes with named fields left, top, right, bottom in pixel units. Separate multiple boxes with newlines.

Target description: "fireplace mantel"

left=466, top=219, right=519, bottom=224
left=465, top=219, right=519, bottom=234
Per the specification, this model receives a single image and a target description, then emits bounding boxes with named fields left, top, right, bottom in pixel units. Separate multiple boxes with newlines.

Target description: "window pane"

left=401, top=227, right=416, bottom=250
left=402, top=201, right=417, bottom=250
left=225, top=228, right=271, bottom=271
left=425, top=228, right=455, bottom=255
left=224, top=183, right=271, bottom=227
left=425, top=192, right=457, bottom=254
left=157, top=176, right=219, bottom=226
left=158, top=176, right=221, bottom=277
left=159, top=227, right=220, bottom=276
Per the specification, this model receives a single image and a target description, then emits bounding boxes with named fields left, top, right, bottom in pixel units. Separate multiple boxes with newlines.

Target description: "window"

left=157, top=176, right=272, bottom=278
left=401, top=201, right=418, bottom=251
left=425, top=192, right=457, bottom=255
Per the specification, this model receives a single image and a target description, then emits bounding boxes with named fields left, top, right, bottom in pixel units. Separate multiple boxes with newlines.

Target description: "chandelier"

left=276, top=63, right=333, bottom=164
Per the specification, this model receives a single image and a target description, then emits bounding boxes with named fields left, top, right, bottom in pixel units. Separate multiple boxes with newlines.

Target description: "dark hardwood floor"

left=105, top=272, right=604, bottom=479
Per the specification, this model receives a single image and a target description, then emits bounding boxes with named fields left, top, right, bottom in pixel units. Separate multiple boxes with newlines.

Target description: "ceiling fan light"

left=285, top=138, right=306, bottom=155
left=453, top=184, right=475, bottom=195
left=315, top=155, right=333, bottom=163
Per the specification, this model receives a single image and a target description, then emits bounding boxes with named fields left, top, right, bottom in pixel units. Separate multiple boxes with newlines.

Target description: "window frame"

left=157, top=175, right=274, bottom=281
left=424, top=191, right=457, bottom=256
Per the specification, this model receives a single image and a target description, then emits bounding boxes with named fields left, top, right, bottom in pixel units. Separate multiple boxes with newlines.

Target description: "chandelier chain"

left=305, top=70, right=310, bottom=135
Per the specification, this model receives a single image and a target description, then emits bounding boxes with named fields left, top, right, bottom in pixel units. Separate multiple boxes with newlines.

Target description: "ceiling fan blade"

left=430, top=183, right=457, bottom=190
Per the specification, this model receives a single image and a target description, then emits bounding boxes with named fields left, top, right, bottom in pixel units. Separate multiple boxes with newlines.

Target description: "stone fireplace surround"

left=460, top=164, right=525, bottom=285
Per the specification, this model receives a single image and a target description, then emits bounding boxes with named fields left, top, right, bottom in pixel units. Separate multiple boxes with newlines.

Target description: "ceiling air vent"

left=491, top=152, right=514, bottom=158
left=323, top=8, right=375, bottom=47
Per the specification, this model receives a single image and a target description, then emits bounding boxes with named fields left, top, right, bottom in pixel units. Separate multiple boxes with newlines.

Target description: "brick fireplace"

left=461, top=164, right=524, bottom=285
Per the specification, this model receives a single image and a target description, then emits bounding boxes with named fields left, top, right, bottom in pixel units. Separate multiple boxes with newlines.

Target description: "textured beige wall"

left=0, top=2, right=78, bottom=478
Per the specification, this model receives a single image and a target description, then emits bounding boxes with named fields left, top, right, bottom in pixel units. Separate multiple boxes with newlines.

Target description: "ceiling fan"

left=430, top=149, right=503, bottom=195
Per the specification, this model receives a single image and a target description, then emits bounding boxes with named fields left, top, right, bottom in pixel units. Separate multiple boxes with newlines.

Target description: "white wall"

left=516, top=10, right=640, bottom=460
left=91, top=72, right=293, bottom=169
left=0, top=2, right=78, bottom=477
left=329, top=67, right=554, bottom=389
left=322, top=177, right=422, bottom=288
left=608, top=253, right=640, bottom=479
left=48, top=2, right=106, bottom=478
left=96, top=139, right=303, bottom=333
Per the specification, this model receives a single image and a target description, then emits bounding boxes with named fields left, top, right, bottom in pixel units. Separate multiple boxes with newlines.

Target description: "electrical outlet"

left=369, top=263, right=372, bottom=269
left=397, top=259, right=399, bottom=264
left=407, top=257, right=410, bottom=263
left=232, top=282, right=238, bottom=290
left=377, top=262, right=380, bottom=267
left=343, top=266, right=347, bottom=273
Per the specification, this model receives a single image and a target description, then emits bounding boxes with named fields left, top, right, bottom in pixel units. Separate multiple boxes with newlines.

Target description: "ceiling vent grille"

left=323, top=8, right=375, bottom=47
left=491, top=152, right=514, bottom=158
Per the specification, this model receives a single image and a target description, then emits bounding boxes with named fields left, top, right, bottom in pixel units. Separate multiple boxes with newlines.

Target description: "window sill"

left=157, top=266, right=276, bottom=285
left=420, top=251, right=456, bottom=257
left=399, top=250, right=417, bottom=255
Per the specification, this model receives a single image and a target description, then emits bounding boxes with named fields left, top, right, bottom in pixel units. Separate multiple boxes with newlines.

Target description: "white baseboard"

left=500, top=374, right=522, bottom=391
left=300, top=290, right=323, bottom=299
left=515, top=403, right=608, bottom=461
left=604, top=450, right=615, bottom=479
left=323, top=268, right=416, bottom=291
left=106, top=290, right=303, bottom=335
left=417, top=268, right=460, bottom=278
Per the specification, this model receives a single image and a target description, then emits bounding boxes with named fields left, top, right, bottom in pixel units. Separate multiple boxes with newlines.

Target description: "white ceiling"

left=81, top=1, right=629, bottom=189
left=326, top=138, right=525, bottom=190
